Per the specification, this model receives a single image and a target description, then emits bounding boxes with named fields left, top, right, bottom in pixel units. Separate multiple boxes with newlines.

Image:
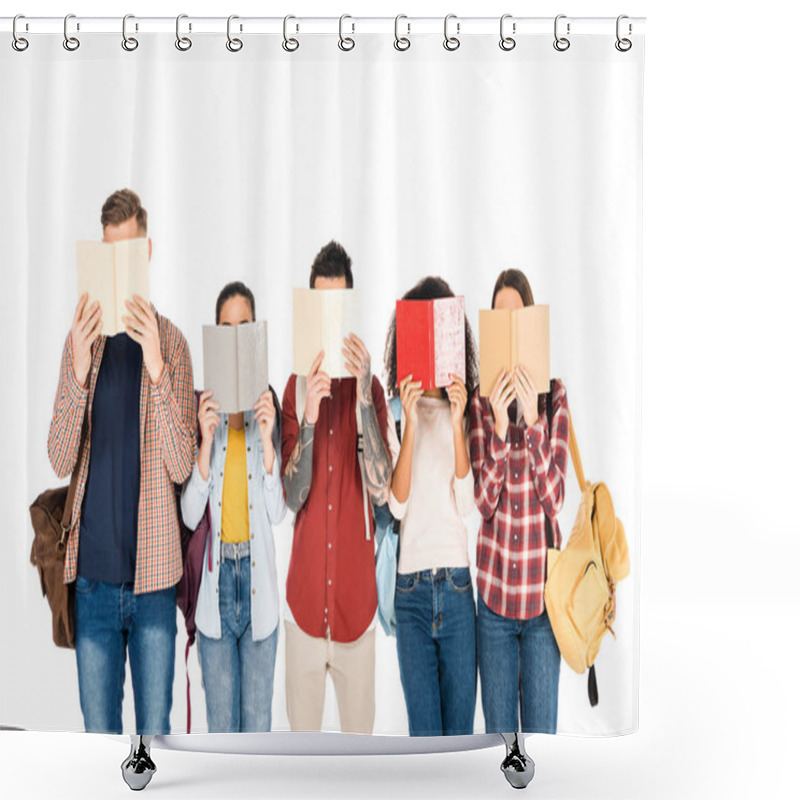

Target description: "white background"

left=1, top=1, right=798, bottom=799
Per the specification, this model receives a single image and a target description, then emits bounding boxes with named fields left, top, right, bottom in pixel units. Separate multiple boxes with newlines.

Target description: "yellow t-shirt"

left=221, top=426, right=250, bottom=544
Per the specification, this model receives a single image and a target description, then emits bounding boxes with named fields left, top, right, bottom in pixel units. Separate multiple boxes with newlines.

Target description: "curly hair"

left=383, top=276, right=479, bottom=401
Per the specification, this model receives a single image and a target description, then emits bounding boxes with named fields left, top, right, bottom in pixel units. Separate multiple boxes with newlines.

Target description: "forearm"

left=453, top=423, right=470, bottom=480
left=283, top=420, right=315, bottom=512
left=359, top=400, right=392, bottom=506
left=153, top=368, right=195, bottom=483
left=181, top=462, right=211, bottom=530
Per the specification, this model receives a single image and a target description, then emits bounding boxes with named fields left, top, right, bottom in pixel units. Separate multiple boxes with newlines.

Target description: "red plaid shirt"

left=468, top=379, right=569, bottom=620
left=47, top=307, right=196, bottom=594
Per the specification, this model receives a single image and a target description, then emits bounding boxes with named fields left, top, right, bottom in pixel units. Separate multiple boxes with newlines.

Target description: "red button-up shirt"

left=281, top=374, right=389, bottom=643
left=468, top=379, right=569, bottom=620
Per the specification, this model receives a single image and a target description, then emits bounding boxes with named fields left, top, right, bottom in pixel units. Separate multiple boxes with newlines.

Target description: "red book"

left=396, top=297, right=466, bottom=390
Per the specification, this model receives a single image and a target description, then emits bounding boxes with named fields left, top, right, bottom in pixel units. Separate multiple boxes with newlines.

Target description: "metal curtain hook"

left=227, top=15, right=243, bottom=52
left=12, top=14, right=29, bottom=51
left=553, top=14, right=570, bottom=52
left=443, top=13, right=460, bottom=51
left=122, top=14, right=139, bottom=51
left=339, top=14, right=355, bottom=51
left=283, top=15, right=299, bottom=52
left=394, top=14, right=410, bottom=51
left=63, top=13, right=80, bottom=51
left=175, top=13, right=191, bottom=51
left=615, top=14, right=632, bottom=51
left=499, top=13, right=515, bottom=51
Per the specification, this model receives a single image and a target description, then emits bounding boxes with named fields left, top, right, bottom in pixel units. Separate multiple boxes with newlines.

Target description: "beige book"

left=292, top=288, right=361, bottom=378
left=76, top=238, right=150, bottom=337
left=479, top=305, right=550, bottom=397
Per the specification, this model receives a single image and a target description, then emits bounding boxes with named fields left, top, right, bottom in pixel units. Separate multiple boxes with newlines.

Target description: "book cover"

left=396, top=296, right=466, bottom=390
left=76, top=238, right=149, bottom=337
left=203, top=320, right=269, bottom=413
left=292, top=288, right=361, bottom=378
left=479, top=305, right=550, bottom=396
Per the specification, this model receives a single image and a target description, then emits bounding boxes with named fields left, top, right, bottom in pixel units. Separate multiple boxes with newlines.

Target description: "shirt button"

left=329, top=465, right=333, bottom=472
left=249, top=503, right=253, bottom=510
left=251, top=561, right=255, bottom=568
left=324, top=607, right=328, bottom=614
left=219, top=471, right=223, bottom=478
left=247, top=446, right=251, bottom=452
left=514, top=504, right=519, bottom=511
left=248, top=473, right=252, bottom=480
left=514, top=472, right=519, bottom=479
left=328, top=579, right=332, bottom=586
left=328, top=542, right=332, bottom=549
left=252, top=588, right=256, bottom=595
left=328, top=504, right=333, bottom=511
left=329, top=429, right=333, bottom=435
left=514, top=535, right=518, bottom=541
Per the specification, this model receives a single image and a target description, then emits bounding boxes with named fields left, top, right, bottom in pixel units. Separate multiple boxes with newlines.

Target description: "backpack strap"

left=543, top=380, right=556, bottom=550
left=567, top=406, right=587, bottom=493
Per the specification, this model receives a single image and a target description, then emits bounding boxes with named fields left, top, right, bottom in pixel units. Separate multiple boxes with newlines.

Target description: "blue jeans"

left=477, top=592, right=561, bottom=734
left=196, top=555, right=278, bottom=733
left=74, top=576, right=176, bottom=734
left=395, top=567, right=477, bottom=736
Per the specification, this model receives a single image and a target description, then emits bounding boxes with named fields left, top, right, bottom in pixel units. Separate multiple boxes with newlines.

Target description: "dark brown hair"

left=215, top=281, right=256, bottom=325
left=309, top=240, right=353, bottom=288
left=101, top=189, right=148, bottom=234
left=491, top=268, right=534, bottom=308
left=383, top=276, right=479, bottom=400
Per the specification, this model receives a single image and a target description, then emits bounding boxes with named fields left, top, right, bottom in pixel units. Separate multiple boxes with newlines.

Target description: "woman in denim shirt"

left=383, top=276, right=479, bottom=736
left=181, top=282, right=286, bottom=733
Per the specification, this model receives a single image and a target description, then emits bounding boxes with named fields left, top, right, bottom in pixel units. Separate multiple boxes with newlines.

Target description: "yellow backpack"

left=544, top=408, right=630, bottom=707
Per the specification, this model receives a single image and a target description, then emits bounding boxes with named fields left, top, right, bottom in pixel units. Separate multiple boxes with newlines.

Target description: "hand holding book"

left=489, top=368, right=515, bottom=441
left=304, top=350, right=331, bottom=425
left=70, top=292, right=102, bottom=387
left=513, top=365, right=540, bottom=428
left=122, top=294, right=164, bottom=384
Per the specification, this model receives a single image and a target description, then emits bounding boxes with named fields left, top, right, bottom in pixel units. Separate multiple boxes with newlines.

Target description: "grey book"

left=202, top=321, right=269, bottom=413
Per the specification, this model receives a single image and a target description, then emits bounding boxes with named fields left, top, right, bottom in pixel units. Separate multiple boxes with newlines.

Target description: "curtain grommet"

left=175, top=14, right=192, bottom=51
left=282, top=15, right=299, bottom=52
left=499, top=14, right=516, bottom=51
left=443, top=14, right=460, bottom=51
left=615, top=15, right=632, bottom=52
left=394, top=15, right=411, bottom=51
left=226, top=15, right=243, bottom=52
left=553, top=14, right=571, bottom=52
left=338, top=14, right=355, bottom=51
left=12, top=14, right=29, bottom=52
left=121, top=14, right=139, bottom=51
left=63, top=14, right=80, bottom=52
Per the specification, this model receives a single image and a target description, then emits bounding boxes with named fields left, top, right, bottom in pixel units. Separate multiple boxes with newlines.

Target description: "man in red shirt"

left=281, top=241, right=391, bottom=733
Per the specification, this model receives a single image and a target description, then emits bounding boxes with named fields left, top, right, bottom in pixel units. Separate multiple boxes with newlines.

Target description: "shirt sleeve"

left=386, top=410, right=408, bottom=520
left=523, top=379, right=569, bottom=519
left=280, top=374, right=299, bottom=478
left=259, top=387, right=288, bottom=525
left=468, top=393, right=509, bottom=520
left=181, top=460, right=211, bottom=531
left=453, top=414, right=475, bottom=518
left=47, top=333, right=90, bottom=479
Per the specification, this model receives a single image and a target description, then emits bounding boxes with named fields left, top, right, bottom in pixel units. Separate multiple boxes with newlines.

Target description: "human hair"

left=383, top=275, right=479, bottom=401
left=491, top=268, right=534, bottom=308
left=215, top=281, right=256, bottom=324
left=309, top=240, right=354, bottom=288
left=101, top=189, right=148, bottom=234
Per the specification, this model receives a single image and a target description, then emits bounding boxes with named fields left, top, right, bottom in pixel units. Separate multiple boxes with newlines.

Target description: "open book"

left=202, top=321, right=269, bottom=413
left=479, top=305, right=550, bottom=397
left=396, top=297, right=466, bottom=390
left=292, top=288, right=361, bottom=378
left=76, top=238, right=150, bottom=337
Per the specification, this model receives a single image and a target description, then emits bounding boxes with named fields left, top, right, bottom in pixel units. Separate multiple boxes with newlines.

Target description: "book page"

left=514, top=304, right=550, bottom=393
left=433, top=296, right=466, bottom=388
left=236, top=320, right=269, bottom=412
left=203, top=325, right=239, bottom=413
left=76, top=241, right=116, bottom=336
left=478, top=309, right=512, bottom=396
left=322, top=289, right=361, bottom=379
left=113, top=238, right=150, bottom=336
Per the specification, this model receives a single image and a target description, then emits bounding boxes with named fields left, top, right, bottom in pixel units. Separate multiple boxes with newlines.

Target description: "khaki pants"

left=284, top=620, right=375, bottom=734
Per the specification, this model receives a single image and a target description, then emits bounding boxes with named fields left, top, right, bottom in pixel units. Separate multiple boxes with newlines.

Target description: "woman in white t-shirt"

left=383, top=276, right=479, bottom=736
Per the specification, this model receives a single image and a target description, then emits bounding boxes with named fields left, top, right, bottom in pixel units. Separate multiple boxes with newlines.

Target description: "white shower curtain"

left=0, top=20, right=643, bottom=737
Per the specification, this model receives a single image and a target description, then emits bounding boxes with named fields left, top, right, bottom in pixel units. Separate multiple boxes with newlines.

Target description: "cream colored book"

left=479, top=305, right=550, bottom=396
left=202, top=320, right=269, bottom=413
left=76, top=238, right=150, bottom=337
left=292, top=288, right=361, bottom=378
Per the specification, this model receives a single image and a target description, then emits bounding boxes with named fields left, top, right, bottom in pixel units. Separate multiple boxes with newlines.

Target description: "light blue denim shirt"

left=181, top=407, right=286, bottom=641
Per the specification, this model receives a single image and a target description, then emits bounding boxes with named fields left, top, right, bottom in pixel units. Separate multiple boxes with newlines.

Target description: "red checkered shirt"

left=47, top=307, right=196, bottom=594
left=468, top=379, right=569, bottom=620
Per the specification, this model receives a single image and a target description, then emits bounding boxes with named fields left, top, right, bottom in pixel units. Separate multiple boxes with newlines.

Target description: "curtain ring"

left=63, top=14, right=80, bottom=51
left=499, top=13, right=515, bottom=51
left=175, top=14, right=192, bottom=51
left=283, top=15, right=299, bottom=52
left=615, top=15, right=632, bottom=52
left=122, top=14, right=139, bottom=51
left=227, top=15, right=243, bottom=52
left=12, top=14, right=29, bottom=52
left=339, top=15, right=355, bottom=51
left=394, top=14, right=410, bottom=51
left=553, top=14, right=570, bottom=52
left=443, top=14, right=460, bottom=51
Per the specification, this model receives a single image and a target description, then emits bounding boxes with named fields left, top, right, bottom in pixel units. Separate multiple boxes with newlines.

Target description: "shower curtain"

left=0, top=16, right=643, bottom=738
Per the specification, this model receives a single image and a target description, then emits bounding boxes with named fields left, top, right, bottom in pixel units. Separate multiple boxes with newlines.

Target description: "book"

left=478, top=305, right=550, bottom=396
left=202, top=320, right=269, bottom=413
left=292, top=288, right=361, bottom=378
left=395, top=297, right=466, bottom=390
left=76, top=238, right=150, bottom=337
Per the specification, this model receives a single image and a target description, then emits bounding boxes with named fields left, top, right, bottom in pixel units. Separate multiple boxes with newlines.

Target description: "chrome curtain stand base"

left=121, top=735, right=156, bottom=791
left=499, top=733, right=535, bottom=789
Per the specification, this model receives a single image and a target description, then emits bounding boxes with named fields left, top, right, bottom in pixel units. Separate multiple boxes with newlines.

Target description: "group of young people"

left=47, top=189, right=570, bottom=739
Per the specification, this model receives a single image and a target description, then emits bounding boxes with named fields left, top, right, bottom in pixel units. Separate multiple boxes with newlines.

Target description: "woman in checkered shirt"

left=468, top=269, right=570, bottom=734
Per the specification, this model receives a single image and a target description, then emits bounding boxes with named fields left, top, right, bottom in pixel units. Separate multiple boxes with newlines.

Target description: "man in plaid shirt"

left=47, top=190, right=195, bottom=735
left=468, top=269, right=569, bottom=735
